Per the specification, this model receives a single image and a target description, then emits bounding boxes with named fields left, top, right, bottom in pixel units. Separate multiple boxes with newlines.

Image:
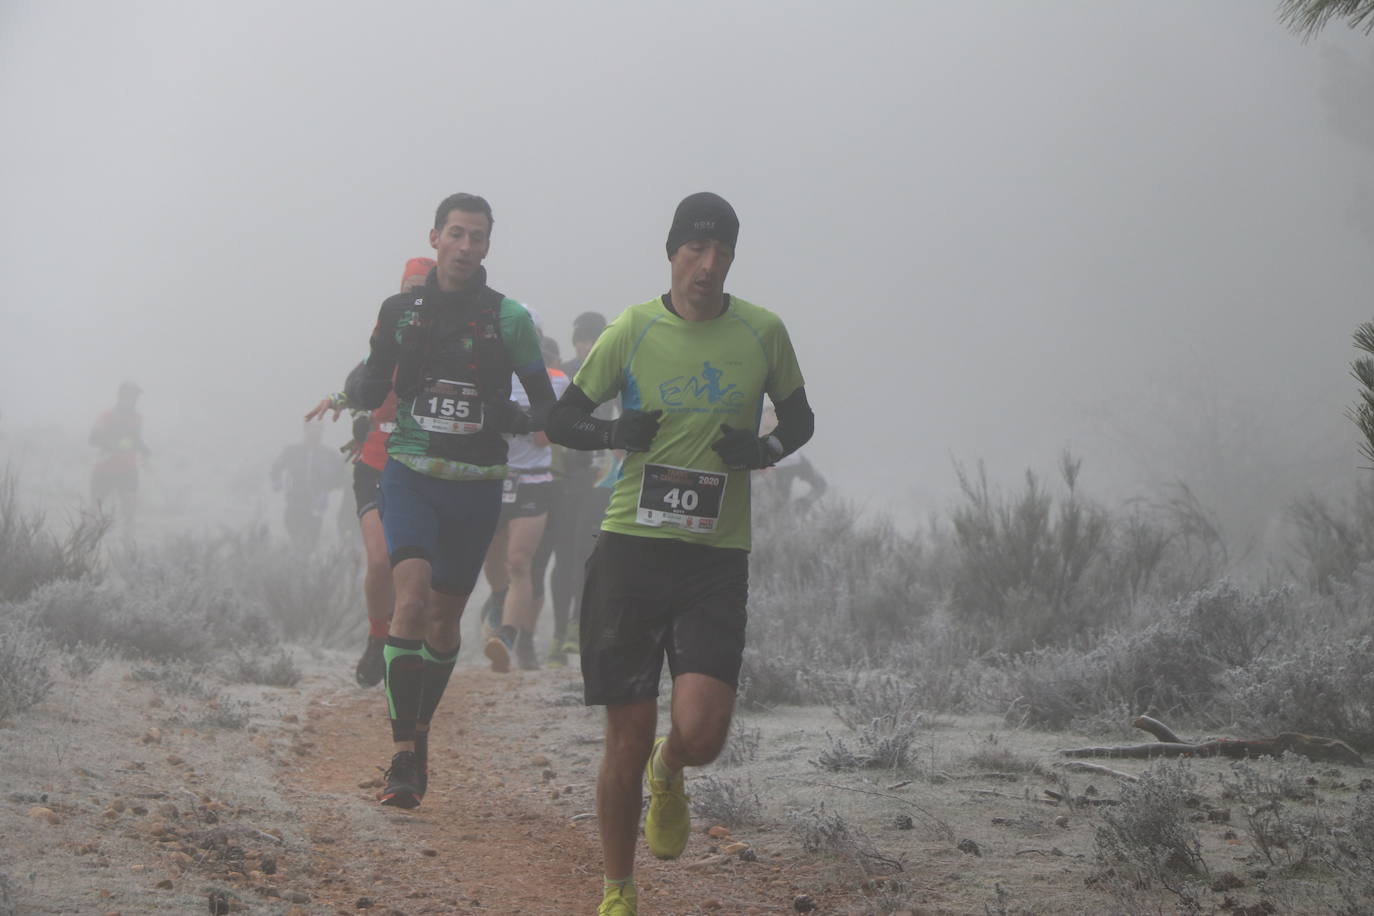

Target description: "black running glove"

left=711, top=424, right=783, bottom=470
left=610, top=409, right=662, bottom=452
left=488, top=400, right=533, bottom=435
left=351, top=413, right=371, bottom=443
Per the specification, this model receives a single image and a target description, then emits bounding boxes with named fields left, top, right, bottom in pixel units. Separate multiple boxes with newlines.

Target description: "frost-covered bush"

left=0, top=617, right=54, bottom=719
left=1095, top=761, right=1208, bottom=893
left=1226, top=635, right=1374, bottom=749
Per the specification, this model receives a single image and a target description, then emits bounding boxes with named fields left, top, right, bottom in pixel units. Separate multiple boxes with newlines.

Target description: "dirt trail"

left=286, top=666, right=833, bottom=914
left=0, top=656, right=854, bottom=916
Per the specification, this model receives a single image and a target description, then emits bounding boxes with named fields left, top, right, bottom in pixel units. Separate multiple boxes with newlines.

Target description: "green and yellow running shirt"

left=573, top=295, right=805, bottom=551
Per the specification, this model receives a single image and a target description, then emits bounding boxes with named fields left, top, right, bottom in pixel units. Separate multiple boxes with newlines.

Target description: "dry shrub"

left=690, top=774, right=763, bottom=827
left=1095, top=760, right=1208, bottom=898
left=1225, top=634, right=1374, bottom=749
left=0, top=468, right=110, bottom=602
left=0, top=618, right=54, bottom=720
left=789, top=805, right=903, bottom=876
left=1001, top=582, right=1293, bottom=730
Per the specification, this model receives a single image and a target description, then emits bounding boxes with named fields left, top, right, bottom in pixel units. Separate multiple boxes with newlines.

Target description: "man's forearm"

left=547, top=385, right=614, bottom=450
left=345, top=357, right=392, bottom=410
left=768, top=387, right=815, bottom=459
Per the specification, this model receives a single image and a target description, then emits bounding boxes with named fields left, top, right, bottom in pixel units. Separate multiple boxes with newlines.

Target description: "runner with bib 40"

left=547, top=192, right=814, bottom=916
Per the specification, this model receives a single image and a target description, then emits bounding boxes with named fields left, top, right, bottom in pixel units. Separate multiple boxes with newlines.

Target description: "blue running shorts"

left=380, top=458, right=503, bottom=595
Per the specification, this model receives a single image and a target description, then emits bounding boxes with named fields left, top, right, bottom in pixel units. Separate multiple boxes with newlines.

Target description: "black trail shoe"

left=414, top=732, right=429, bottom=800
left=379, top=750, right=422, bottom=809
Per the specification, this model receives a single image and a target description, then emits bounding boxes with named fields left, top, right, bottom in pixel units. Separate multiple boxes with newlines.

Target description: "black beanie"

left=665, top=192, right=739, bottom=257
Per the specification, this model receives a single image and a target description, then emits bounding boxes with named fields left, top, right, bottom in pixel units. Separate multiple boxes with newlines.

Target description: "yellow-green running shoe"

left=643, top=737, right=690, bottom=859
left=560, top=620, right=580, bottom=655
left=598, top=881, right=637, bottom=915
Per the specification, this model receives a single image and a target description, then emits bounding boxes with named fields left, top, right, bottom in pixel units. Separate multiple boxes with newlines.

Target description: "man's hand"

left=489, top=400, right=534, bottom=435
left=305, top=395, right=345, bottom=422
left=711, top=424, right=783, bottom=470
left=339, top=439, right=363, bottom=464
left=610, top=409, right=662, bottom=452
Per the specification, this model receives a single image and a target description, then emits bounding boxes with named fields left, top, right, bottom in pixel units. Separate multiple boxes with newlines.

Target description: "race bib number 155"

left=412, top=379, right=483, bottom=435
left=636, top=464, right=727, bottom=532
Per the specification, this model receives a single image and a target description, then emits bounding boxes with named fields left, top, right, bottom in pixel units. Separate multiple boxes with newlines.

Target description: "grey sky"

left=2, top=1, right=1371, bottom=530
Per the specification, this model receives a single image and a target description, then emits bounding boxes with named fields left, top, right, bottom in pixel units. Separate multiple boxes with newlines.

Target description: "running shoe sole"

left=484, top=636, right=512, bottom=673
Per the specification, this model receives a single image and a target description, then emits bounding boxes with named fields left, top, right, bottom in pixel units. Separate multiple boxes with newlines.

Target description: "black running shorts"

left=579, top=530, right=748, bottom=706
left=498, top=478, right=553, bottom=525
left=353, top=462, right=383, bottom=518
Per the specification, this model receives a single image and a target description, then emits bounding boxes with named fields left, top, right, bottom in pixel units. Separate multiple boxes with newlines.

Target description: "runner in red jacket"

left=305, top=257, right=434, bottom=687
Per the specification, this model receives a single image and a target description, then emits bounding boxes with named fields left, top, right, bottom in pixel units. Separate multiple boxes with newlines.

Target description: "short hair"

left=571, top=311, right=608, bottom=344
left=434, top=193, right=495, bottom=233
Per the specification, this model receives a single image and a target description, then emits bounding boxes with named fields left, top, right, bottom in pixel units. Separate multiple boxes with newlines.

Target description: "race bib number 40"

left=412, top=379, right=483, bottom=435
left=636, top=464, right=727, bottom=532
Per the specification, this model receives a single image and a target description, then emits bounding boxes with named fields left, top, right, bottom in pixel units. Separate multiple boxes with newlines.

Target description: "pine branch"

left=1278, top=0, right=1374, bottom=40
left=1354, top=321, right=1374, bottom=358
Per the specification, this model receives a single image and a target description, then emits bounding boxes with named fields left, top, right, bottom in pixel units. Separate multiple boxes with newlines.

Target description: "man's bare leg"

left=660, top=673, right=736, bottom=772
left=599, top=699, right=658, bottom=880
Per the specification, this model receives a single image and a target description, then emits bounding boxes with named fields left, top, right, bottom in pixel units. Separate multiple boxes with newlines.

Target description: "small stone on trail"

left=27, top=806, right=59, bottom=825
left=707, top=825, right=731, bottom=838
left=957, top=838, right=982, bottom=856
left=893, top=814, right=914, bottom=830
left=793, top=894, right=818, bottom=912
left=531, top=754, right=551, bottom=766
left=422, top=848, right=438, bottom=857
left=156, top=879, right=174, bottom=889
left=542, top=768, right=557, bottom=782
left=722, top=842, right=749, bottom=855
left=702, top=900, right=722, bottom=910
left=740, top=848, right=758, bottom=862
left=1054, top=815, right=1070, bottom=828
left=356, top=896, right=374, bottom=909
left=142, top=728, right=162, bottom=744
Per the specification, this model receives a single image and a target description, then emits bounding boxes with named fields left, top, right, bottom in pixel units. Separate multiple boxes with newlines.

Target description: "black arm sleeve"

left=546, top=384, right=614, bottom=450
left=341, top=360, right=366, bottom=400
left=345, top=310, right=398, bottom=410
left=515, top=365, right=557, bottom=431
left=768, top=386, right=815, bottom=459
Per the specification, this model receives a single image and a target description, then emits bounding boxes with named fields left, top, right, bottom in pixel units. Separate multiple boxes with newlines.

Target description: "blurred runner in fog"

left=269, top=421, right=344, bottom=552
left=756, top=402, right=827, bottom=511
left=549, top=310, right=616, bottom=659
left=306, top=256, right=435, bottom=688
left=345, top=192, right=555, bottom=811
left=89, top=380, right=150, bottom=521
left=547, top=193, right=814, bottom=916
left=479, top=333, right=569, bottom=672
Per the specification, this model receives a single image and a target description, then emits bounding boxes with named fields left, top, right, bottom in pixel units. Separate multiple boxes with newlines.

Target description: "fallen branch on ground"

left=1058, top=761, right=1138, bottom=782
left=1058, top=717, right=1364, bottom=766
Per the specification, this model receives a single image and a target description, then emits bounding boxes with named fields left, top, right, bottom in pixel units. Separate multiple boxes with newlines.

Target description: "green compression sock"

left=382, top=636, right=425, bottom=743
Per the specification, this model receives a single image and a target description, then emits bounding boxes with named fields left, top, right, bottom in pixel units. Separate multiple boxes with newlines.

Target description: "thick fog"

left=3, top=1, right=1372, bottom=547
